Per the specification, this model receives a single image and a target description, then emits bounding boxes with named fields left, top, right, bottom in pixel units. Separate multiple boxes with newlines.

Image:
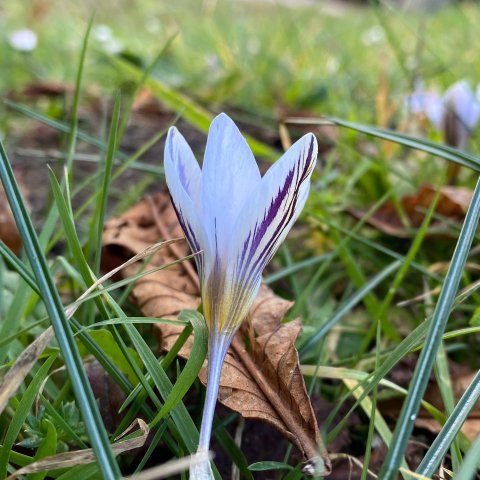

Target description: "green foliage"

left=2, top=1, right=480, bottom=478
left=19, top=403, right=86, bottom=454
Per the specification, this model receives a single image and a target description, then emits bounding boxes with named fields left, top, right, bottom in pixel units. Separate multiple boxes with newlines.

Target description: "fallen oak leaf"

left=102, top=192, right=200, bottom=318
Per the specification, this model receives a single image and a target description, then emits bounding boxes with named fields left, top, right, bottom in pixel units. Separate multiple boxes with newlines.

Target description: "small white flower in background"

left=92, top=24, right=113, bottom=43
left=361, top=25, right=384, bottom=46
left=8, top=29, right=37, bottom=52
left=408, top=80, right=480, bottom=150
left=92, top=24, right=123, bottom=54
left=165, top=113, right=318, bottom=479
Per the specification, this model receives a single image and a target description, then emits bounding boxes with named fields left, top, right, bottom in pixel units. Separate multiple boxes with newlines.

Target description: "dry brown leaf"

left=0, top=327, right=54, bottom=415
left=0, top=181, right=23, bottom=254
left=348, top=184, right=472, bottom=237
left=20, top=81, right=68, bottom=99
left=6, top=419, right=149, bottom=479
left=102, top=192, right=200, bottom=319
left=131, top=89, right=168, bottom=117
left=102, top=193, right=329, bottom=474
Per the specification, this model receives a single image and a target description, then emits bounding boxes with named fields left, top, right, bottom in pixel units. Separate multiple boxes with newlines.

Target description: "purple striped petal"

left=221, top=133, right=318, bottom=332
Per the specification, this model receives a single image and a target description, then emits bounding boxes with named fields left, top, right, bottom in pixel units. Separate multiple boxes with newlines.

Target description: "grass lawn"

left=1, top=0, right=480, bottom=478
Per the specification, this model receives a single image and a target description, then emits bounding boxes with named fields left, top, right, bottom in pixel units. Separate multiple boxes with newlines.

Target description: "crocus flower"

left=164, top=113, right=318, bottom=477
left=409, top=80, right=480, bottom=150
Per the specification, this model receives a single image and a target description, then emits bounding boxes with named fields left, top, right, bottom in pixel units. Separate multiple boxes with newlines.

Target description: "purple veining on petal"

left=177, top=156, right=189, bottom=192
left=239, top=230, right=252, bottom=267
left=252, top=167, right=295, bottom=253
left=239, top=136, right=316, bottom=284
left=169, top=193, right=203, bottom=275
left=224, top=137, right=316, bottom=332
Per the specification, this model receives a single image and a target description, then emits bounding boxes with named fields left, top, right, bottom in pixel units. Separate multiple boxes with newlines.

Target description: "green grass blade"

left=379, top=177, right=480, bottom=479
left=453, top=433, right=480, bottom=480
left=117, top=32, right=178, bottom=142
left=87, top=92, right=120, bottom=273
left=0, top=235, right=156, bottom=424
left=416, top=369, right=480, bottom=476
left=289, top=117, right=480, bottom=172
left=0, top=141, right=121, bottom=479
left=150, top=310, right=207, bottom=428
left=4, top=100, right=128, bottom=161
left=434, top=342, right=462, bottom=470
left=343, top=376, right=409, bottom=479
left=360, top=185, right=442, bottom=350
left=125, top=323, right=199, bottom=451
left=214, top=423, right=254, bottom=480
left=66, top=16, right=93, bottom=174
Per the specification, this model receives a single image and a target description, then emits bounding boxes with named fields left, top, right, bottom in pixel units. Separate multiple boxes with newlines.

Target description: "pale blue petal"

left=423, top=95, right=444, bottom=130
left=221, top=133, right=317, bottom=332
left=165, top=127, right=202, bottom=206
left=164, top=126, right=205, bottom=274
left=444, top=81, right=480, bottom=131
left=201, top=113, right=261, bottom=258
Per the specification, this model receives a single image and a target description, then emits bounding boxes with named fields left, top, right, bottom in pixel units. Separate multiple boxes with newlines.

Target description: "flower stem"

left=198, top=332, right=232, bottom=452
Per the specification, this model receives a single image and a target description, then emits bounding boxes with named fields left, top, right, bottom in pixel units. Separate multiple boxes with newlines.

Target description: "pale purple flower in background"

left=8, top=29, right=37, bottom=52
left=164, top=113, right=318, bottom=478
left=408, top=80, right=480, bottom=150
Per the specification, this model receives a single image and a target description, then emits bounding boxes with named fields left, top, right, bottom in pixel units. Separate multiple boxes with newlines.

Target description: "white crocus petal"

left=407, top=81, right=443, bottom=130
left=201, top=113, right=261, bottom=260
left=164, top=127, right=205, bottom=274
left=165, top=127, right=202, bottom=206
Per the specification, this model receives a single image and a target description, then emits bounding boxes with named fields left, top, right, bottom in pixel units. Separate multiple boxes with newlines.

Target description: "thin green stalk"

left=88, top=93, right=120, bottom=274
left=66, top=16, right=94, bottom=175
